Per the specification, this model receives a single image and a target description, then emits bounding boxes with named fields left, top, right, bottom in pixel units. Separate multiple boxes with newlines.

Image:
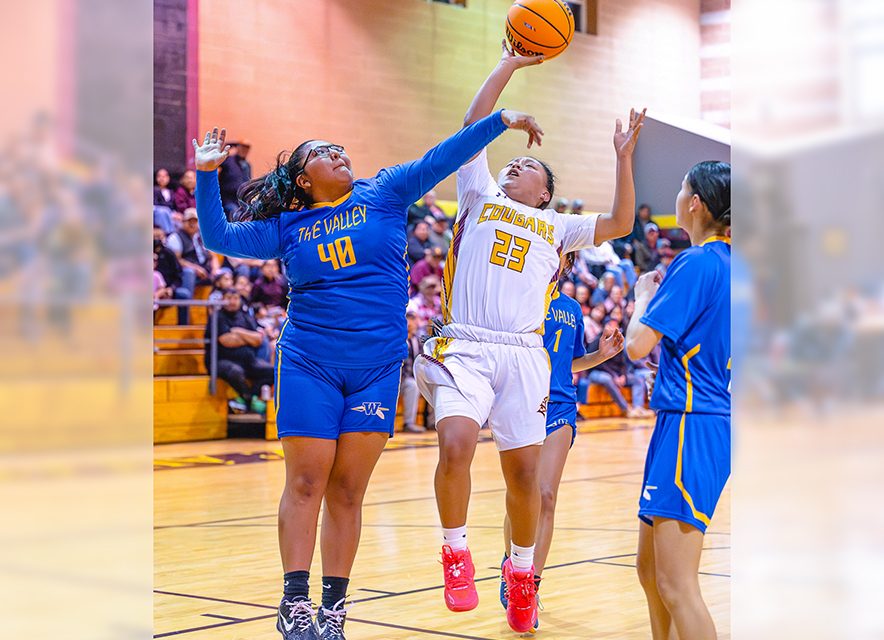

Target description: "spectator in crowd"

left=153, top=224, right=192, bottom=323
left=584, top=303, right=606, bottom=345
left=607, top=304, right=625, bottom=328
left=655, top=245, right=676, bottom=276
left=591, top=272, right=617, bottom=306
left=154, top=168, right=174, bottom=208
left=569, top=199, right=584, bottom=215
left=410, top=246, right=444, bottom=294
left=406, top=220, right=433, bottom=264
left=251, top=259, right=288, bottom=311
left=399, top=311, right=426, bottom=433
left=580, top=240, right=637, bottom=291
left=427, top=212, right=452, bottom=252
left=570, top=252, right=600, bottom=289
left=604, top=285, right=627, bottom=316
left=407, top=190, right=445, bottom=228
left=206, top=289, right=275, bottom=415
left=207, top=268, right=235, bottom=304
left=173, top=169, right=197, bottom=213
left=153, top=253, right=172, bottom=311
left=553, top=197, right=569, bottom=214
left=218, top=143, right=249, bottom=214
left=627, top=203, right=653, bottom=246
left=167, top=208, right=212, bottom=294
left=218, top=255, right=264, bottom=281
left=587, top=319, right=654, bottom=418
left=632, top=222, right=662, bottom=272
left=559, top=279, right=576, bottom=298
left=235, top=274, right=253, bottom=310
left=233, top=139, right=252, bottom=180
left=406, top=274, right=443, bottom=338
left=574, top=283, right=592, bottom=316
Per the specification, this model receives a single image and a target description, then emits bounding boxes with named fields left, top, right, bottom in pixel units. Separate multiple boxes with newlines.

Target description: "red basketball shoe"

left=440, top=545, right=479, bottom=612
left=502, top=557, right=538, bottom=632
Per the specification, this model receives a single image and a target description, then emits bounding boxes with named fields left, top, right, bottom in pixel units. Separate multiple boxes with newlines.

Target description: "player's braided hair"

left=234, top=141, right=316, bottom=221
left=687, top=161, right=730, bottom=228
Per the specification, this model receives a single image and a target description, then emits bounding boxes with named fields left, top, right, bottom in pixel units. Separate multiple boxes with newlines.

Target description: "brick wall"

left=155, top=0, right=192, bottom=177
left=195, top=0, right=701, bottom=209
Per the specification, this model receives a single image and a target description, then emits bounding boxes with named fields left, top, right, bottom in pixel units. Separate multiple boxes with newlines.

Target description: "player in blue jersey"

left=625, top=161, right=731, bottom=640
left=192, top=114, right=544, bottom=640
left=498, top=254, right=624, bottom=626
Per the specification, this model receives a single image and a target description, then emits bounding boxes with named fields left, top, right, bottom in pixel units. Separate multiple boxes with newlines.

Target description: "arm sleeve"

left=195, top=171, right=282, bottom=259
left=375, top=111, right=508, bottom=210
left=556, top=212, right=601, bottom=253
left=640, top=252, right=709, bottom=342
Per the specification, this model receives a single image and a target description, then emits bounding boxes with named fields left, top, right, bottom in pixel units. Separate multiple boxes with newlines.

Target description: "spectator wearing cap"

left=427, top=212, right=452, bottom=252
left=173, top=169, right=196, bottom=213
left=407, top=190, right=445, bottom=229
left=569, top=199, right=584, bottom=215
left=234, top=139, right=252, bottom=181
left=167, top=208, right=212, bottom=322
left=633, top=222, right=662, bottom=272
left=406, top=220, right=433, bottom=265
left=553, top=198, right=569, bottom=214
left=410, top=246, right=444, bottom=295
left=406, top=275, right=442, bottom=339
left=399, top=310, right=425, bottom=433
left=218, top=142, right=249, bottom=214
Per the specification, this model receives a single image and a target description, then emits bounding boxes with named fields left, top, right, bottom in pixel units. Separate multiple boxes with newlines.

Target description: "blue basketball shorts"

left=638, top=410, right=730, bottom=533
left=274, top=348, right=402, bottom=440
left=545, top=400, right=578, bottom=448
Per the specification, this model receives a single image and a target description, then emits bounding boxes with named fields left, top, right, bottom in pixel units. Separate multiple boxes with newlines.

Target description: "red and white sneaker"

left=440, top=545, right=479, bottom=612
left=502, top=557, right=538, bottom=633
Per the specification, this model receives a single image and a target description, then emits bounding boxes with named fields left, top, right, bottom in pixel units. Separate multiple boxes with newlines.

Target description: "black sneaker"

left=277, top=598, right=320, bottom=640
left=316, top=597, right=350, bottom=639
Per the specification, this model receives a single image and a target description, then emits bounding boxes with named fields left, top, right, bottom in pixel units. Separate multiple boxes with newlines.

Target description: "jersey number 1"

left=489, top=230, right=531, bottom=273
left=318, top=236, right=356, bottom=270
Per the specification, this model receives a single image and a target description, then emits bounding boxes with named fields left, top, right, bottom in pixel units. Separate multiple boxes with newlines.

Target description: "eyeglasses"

left=299, top=144, right=345, bottom=173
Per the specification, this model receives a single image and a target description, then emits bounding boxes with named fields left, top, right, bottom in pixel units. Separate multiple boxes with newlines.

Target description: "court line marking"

left=199, top=613, right=241, bottom=622
left=154, top=470, right=642, bottom=530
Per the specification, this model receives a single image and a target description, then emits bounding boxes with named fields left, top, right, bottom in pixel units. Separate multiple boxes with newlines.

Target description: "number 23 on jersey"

left=489, top=230, right=531, bottom=273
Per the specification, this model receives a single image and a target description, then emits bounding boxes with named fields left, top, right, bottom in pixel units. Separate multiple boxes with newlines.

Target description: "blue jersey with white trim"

left=543, top=293, right=585, bottom=403
left=196, top=112, right=508, bottom=368
left=641, top=238, right=730, bottom=415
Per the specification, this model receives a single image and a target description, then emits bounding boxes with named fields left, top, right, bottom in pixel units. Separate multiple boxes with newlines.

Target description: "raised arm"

left=464, top=41, right=544, bottom=128
left=192, top=128, right=281, bottom=259
left=594, top=108, right=647, bottom=245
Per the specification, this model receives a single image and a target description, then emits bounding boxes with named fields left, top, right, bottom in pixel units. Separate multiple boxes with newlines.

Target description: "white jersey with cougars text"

left=441, top=149, right=600, bottom=334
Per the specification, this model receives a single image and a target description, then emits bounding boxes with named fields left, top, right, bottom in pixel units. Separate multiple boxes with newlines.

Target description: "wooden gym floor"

left=154, top=418, right=730, bottom=639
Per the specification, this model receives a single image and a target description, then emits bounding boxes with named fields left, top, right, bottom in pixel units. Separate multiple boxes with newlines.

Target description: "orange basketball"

left=505, top=0, right=575, bottom=60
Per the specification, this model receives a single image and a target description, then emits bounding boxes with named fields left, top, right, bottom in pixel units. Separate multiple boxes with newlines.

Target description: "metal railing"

left=154, top=299, right=225, bottom=394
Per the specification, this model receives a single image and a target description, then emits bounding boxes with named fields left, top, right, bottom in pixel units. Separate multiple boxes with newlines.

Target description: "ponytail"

left=234, top=141, right=316, bottom=221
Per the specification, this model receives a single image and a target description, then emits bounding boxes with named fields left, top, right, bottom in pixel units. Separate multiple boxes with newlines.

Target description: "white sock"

left=442, top=525, right=468, bottom=551
left=510, top=542, right=535, bottom=573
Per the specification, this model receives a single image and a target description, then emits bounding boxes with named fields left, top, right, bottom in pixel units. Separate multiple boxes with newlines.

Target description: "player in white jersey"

left=414, top=41, right=645, bottom=633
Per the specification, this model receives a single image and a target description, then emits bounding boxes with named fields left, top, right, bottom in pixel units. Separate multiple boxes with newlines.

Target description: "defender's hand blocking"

left=192, top=127, right=231, bottom=171
left=500, top=39, right=544, bottom=68
left=613, top=107, right=647, bottom=158
left=599, top=326, right=625, bottom=362
left=501, top=110, right=544, bottom=149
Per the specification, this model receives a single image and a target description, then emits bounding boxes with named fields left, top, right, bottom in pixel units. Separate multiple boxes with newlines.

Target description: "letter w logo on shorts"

left=351, top=402, right=389, bottom=420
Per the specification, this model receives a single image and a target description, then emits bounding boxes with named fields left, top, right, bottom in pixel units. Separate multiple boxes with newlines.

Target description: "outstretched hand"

left=192, top=127, right=231, bottom=172
left=599, top=326, right=625, bottom=362
left=500, top=39, right=544, bottom=68
left=613, top=107, right=647, bottom=158
left=501, top=110, right=544, bottom=149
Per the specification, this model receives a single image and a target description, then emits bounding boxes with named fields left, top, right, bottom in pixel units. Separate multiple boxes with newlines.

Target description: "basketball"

left=505, top=0, right=575, bottom=60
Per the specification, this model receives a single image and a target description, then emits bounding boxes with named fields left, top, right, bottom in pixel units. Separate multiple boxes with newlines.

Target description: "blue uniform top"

left=196, top=112, right=508, bottom=369
left=641, top=237, right=731, bottom=415
left=543, top=293, right=586, bottom=404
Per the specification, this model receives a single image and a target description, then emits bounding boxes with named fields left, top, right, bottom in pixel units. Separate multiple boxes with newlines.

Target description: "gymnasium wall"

left=197, top=0, right=702, bottom=210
